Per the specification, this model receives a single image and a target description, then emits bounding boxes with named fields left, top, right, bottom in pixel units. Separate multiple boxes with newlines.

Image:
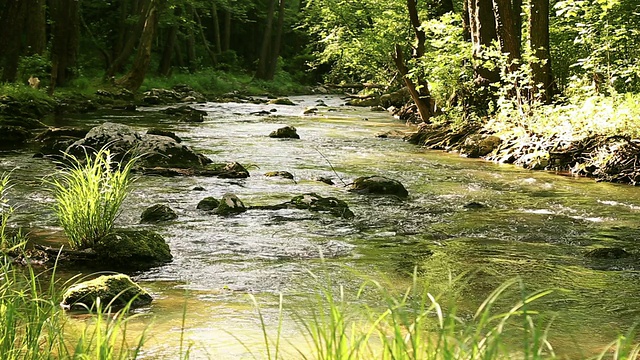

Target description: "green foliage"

left=48, top=147, right=137, bottom=250
left=553, top=0, right=640, bottom=93
left=17, top=54, right=51, bottom=83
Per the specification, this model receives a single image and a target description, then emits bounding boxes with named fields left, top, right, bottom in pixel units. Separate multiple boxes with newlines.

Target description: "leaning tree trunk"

left=211, top=3, right=222, bottom=54
left=265, top=0, right=286, bottom=80
left=116, top=0, right=159, bottom=91
left=255, top=0, right=277, bottom=79
left=529, top=0, right=553, bottom=103
left=107, top=0, right=150, bottom=78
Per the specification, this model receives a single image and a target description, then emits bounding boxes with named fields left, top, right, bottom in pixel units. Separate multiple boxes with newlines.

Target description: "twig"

left=313, top=148, right=348, bottom=187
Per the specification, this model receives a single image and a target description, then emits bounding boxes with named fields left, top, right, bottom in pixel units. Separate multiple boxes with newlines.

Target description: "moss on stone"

left=61, top=274, right=152, bottom=311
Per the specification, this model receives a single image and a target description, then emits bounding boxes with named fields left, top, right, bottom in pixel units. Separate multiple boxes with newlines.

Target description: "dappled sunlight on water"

left=3, top=95, right=640, bottom=357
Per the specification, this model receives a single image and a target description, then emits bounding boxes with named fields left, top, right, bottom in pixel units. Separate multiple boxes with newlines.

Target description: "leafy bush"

left=48, top=147, right=137, bottom=250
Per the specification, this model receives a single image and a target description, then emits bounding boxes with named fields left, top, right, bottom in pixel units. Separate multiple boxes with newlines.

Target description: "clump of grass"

left=0, top=257, right=148, bottom=359
left=47, top=147, right=137, bottom=250
left=0, top=173, right=26, bottom=252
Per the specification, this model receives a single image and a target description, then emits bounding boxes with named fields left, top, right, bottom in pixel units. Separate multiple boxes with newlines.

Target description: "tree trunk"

left=255, top=0, right=277, bottom=79
left=49, top=0, right=79, bottom=91
left=407, top=0, right=426, bottom=58
left=185, top=5, right=197, bottom=72
left=116, top=0, right=159, bottom=91
left=223, top=9, right=231, bottom=52
left=462, top=0, right=471, bottom=41
left=265, top=0, right=286, bottom=80
left=193, top=8, right=217, bottom=65
left=529, top=0, right=552, bottom=102
left=107, top=0, right=150, bottom=78
left=492, top=0, right=521, bottom=73
left=393, top=45, right=432, bottom=122
left=159, top=6, right=181, bottom=76
left=211, top=3, right=222, bottom=54
left=0, top=0, right=27, bottom=82
left=468, top=0, right=499, bottom=86
left=25, top=0, right=46, bottom=55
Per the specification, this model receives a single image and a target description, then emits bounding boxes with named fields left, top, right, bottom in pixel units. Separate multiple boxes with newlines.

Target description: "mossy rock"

left=290, top=193, right=354, bottom=219
left=197, top=197, right=220, bottom=211
left=269, top=126, right=300, bottom=139
left=265, top=171, right=294, bottom=179
left=93, top=229, right=172, bottom=270
left=268, top=97, right=296, bottom=105
left=146, top=128, right=182, bottom=143
left=61, top=274, right=152, bottom=311
left=214, top=193, right=247, bottom=216
left=346, top=97, right=380, bottom=107
left=140, top=204, right=178, bottom=223
left=0, top=125, right=30, bottom=146
left=349, top=176, right=409, bottom=198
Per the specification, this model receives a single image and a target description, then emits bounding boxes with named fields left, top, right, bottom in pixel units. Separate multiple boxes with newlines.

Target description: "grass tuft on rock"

left=48, top=146, right=137, bottom=250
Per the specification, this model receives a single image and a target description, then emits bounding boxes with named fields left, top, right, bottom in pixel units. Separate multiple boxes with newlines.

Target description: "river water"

left=2, top=95, right=640, bottom=358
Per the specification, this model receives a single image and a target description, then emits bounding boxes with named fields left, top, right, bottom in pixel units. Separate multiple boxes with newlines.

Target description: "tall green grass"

left=47, top=147, right=137, bottom=250
left=0, top=172, right=26, bottom=252
left=0, top=257, right=147, bottom=359
left=249, top=273, right=640, bottom=360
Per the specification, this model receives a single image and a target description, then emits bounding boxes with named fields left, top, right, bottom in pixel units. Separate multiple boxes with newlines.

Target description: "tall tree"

left=49, top=0, right=80, bottom=92
left=25, top=0, right=47, bottom=56
left=393, top=0, right=434, bottom=122
left=265, top=0, right=286, bottom=80
left=116, top=0, right=160, bottom=91
left=0, top=0, right=27, bottom=82
left=467, top=0, right=499, bottom=86
left=492, top=0, right=520, bottom=73
left=255, top=0, right=277, bottom=79
left=529, top=0, right=552, bottom=102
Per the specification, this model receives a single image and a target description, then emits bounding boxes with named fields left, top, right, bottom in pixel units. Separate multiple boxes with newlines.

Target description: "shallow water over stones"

left=3, top=95, right=640, bottom=357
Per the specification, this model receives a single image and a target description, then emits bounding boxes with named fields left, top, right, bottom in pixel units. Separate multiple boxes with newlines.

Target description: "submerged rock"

left=61, top=274, right=152, bottom=311
left=215, top=193, right=247, bottom=216
left=265, top=171, right=294, bottom=179
left=464, top=202, right=486, bottom=209
left=290, top=193, right=354, bottom=219
left=197, top=197, right=220, bottom=211
left=585, top=247, right=631, bottom=259
left=146, top=128, right=182, bottom=143
left=269, top=126, right=300, bottom=139
left=214, top=162, right=250, bottom=178
left=314, top=177, right=335, bottom=185
left=268, top=97, right=296, bottom=105
left=93, top=229, right=173, bottom=269
left=349, top=176, right=409, bottom=198
left=161, top=105, right=207, bottom=123
left=140, top=204, right=178, bottom=223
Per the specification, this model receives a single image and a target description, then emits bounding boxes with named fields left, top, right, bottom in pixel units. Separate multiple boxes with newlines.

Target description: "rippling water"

left=3, top=95, right=640, bottom=358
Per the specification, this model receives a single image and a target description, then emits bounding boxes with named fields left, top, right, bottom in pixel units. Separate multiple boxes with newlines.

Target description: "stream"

left=2, top=95, right=640, bottom=358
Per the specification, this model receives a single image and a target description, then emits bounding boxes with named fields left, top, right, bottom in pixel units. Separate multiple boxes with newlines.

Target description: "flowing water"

left=2, top=95, right=640, bottom=358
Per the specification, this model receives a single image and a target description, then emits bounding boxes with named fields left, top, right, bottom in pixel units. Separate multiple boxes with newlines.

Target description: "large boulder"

left=34, top=127, right=89, bottom=157
left=349, top=176, right=409, bottom=198
left=214, top=193, right=247, bottom=216
left=269, top=126, right=300, bottom=139
left=65, top=122, right=211, bottom=169
left=140, top=204, right=178, bottom=223
left=461, top=135, right=502, bottom=158
left=61, top=274, right=152, bottom=311
left=290, top=193, right=354, bottom=219
left=92, top=229, right=172, bottom=269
